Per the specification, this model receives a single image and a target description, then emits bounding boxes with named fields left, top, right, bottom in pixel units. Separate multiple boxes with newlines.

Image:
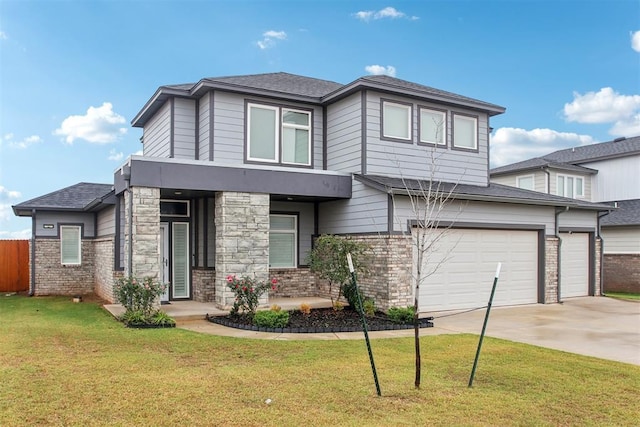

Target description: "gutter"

left=597, top=208, right=613, bottom=296
left=554, top=206, right=569, bottom=303
left=29, top=209, right=36, bottom=296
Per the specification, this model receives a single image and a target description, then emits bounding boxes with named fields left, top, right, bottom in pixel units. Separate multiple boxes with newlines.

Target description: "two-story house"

left=13, top=72, right=611, bottom=313
left=490, top=136, right=640, bottom=293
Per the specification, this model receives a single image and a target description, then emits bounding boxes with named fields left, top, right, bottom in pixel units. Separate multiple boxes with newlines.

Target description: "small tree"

left=306, top=235, right=370, bottom=309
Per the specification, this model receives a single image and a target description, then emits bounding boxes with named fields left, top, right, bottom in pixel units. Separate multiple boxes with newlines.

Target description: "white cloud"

left=354, top=7, right=419, bottom=22
left=108, top=149, right=124, bottom=162
left=133, top=149, right=143, bottom=156
left=0, top=229, right=31, bottom=239
left=490, top=127, right=595, bottom=167
left=256, top=30, right=287, bottom=49
left=9, top=134, right=42, bottom=149
left=610, top=113, right=640, bottom=136
left=0, top=185, right=21, bottom=200
left=365, top=65, right=397, bottom=77
left=54, top=102, right=127, bottom=144
left=631, top=30, right=640, bottom=52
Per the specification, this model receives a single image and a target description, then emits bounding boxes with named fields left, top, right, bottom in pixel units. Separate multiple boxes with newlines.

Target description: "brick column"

left=544, top=236, right=559, bottom=303
left=124, top=187, right=160, bottom=280
left=214, top=192, right=269, bottom=308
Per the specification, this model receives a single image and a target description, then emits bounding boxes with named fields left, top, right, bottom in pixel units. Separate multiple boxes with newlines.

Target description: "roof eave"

left=191, top=79, right=323, bottom=104
left=131, top=86, right=193, bottom=128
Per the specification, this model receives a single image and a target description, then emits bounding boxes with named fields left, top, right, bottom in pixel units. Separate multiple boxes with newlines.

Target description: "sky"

left=1, top=0, right=639, bottom=239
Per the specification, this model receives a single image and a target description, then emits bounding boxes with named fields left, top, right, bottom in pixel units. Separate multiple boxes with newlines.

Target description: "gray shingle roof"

left=600, top=199, right=640, bottom=226
left=13, top=182, right=114, bottom=216
left=202, top=72, right=343, bottom=98
left=491, top=136, right=640, bottom=175
left=356, top=174, right=611, bottom=210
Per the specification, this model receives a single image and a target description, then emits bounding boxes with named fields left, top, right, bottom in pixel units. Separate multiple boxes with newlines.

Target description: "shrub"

left=333, top=301, right=344, bottom=311
left=253, top=310, right=290, bottom=328
left=227, top=275, right=278, bottom=315
left=114, top=276, right=166, bottom=318
left=270, top=304, right=282, bottom=312
left=387, top=306, right=416, bottom=324
left=342, top=280, right=364, bottom=312
left=119, top=309, right=147, bottom=326
left=151, top=310, right=176, bottom=327
left=299, top=303, right=312, bottom=315
left=363, top=298, right=376, bottom=317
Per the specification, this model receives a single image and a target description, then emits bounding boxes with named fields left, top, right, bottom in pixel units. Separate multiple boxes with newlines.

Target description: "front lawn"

left=606, top=291, right=640, bottom=301
left=1, top=295, right=638, bottom=426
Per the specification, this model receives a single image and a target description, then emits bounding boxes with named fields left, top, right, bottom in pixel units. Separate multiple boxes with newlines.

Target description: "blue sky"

left=1, top=0, right=639, bottom=238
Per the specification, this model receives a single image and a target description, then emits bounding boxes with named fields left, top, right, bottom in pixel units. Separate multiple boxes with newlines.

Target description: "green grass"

left=606, top=291, right=640, bottom=301
left=1, top=295, right=639, bottom=426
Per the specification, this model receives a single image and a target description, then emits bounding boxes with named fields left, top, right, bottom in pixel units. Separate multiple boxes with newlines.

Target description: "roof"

left=12, top=182, right=114, bottom=217
left=600, top=199, right=640, bottom=227
left=491, top=136, right=640, bottom=175
left=356, top=174, right=611, bottom=211
left=132, top=71, right=505, bottom=127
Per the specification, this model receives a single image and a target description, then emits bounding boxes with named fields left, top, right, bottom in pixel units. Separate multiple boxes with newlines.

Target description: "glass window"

left=282, top=109, right=310, bottom=165
left=575, top=177, right=584, bottom=197
left=60, top=225, right=81, bottom=265
left=420, top=108, right=446, bottom=145
left=517, top=175, right=534, bottom=191
left=557, top=176, right=565, bottom=197
left=453, top=114, right=477, bottom=149
left=383, top=101, right=411, bottom=140
left=556, top=174, right=585, bottom=198
left=269, top=215, right=297, bottom=268
left=248, top=105, right=278, bottom=162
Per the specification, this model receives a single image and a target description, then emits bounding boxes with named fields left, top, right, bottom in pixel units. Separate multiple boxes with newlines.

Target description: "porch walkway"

left=103, top=296, right=334, bottom=322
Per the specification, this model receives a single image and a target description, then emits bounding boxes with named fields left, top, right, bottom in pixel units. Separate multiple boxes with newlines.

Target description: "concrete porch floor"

left=103, top=296, right=334, bottom=322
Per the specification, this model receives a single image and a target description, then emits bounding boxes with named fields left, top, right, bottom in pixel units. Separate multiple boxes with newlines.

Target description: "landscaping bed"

left=207, top=308, right=434, bottom=333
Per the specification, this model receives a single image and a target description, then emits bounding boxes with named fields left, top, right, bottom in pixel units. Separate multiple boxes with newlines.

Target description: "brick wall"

left=603, top=254, right=640, bottom=293
left=544, top=236, right=559, bottom=303
left=32, top=238, right=95, bottom=296
left=192, top=268, right=216, bottom=302
left=269, top=267, right=316, bottom=297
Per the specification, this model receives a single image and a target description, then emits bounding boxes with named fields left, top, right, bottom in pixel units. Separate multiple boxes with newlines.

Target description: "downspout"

left=29, top=209, right=36, bottom=296
left=597, top=208, right=613, bottom=296
left=123, top=167, right=133, bottom=277
left=555, top=206, right=569, bottom=304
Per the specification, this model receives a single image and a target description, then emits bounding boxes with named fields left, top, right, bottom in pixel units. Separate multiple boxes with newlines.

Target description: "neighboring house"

left=13, top=72, right=611, bottom=312
left=491, top=136, right=640, bottom=293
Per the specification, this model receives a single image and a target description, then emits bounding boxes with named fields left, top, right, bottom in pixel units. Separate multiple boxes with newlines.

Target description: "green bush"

left=363, top=298, right=376, bottom=317
left=151, top=310, right=176, bottom=327
left=253, top=310, right=290, bottom=328
left=387, top=306, right=416, bottom=324
left=341, top=280, right=364, bottom=312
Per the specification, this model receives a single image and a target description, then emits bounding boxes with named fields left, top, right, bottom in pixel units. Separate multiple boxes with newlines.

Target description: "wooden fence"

left=0, top=240, right=29, bottom=292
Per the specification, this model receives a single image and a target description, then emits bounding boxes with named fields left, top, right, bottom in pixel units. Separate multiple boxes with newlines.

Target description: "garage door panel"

left=560, top=233, right=589, bottom=298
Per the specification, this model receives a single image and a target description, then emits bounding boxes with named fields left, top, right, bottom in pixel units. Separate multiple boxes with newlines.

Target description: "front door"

left=159, top=223, right=169, bottom=302
left=172, top=222, right=190, bottom=299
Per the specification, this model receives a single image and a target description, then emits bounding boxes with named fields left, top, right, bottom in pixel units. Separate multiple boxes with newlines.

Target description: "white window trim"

left=516, top=174, right=535, bottom=191
left=247, top=103, right=279, bottom=164
left=452, top=113, right=478, bottom=150
left=60, top=225, right=81, bottom=266
left=269, top=214, right=298, bottom=268
left=556, top=174, right=585, bottom=198
left=382, top=100, right=412, bottom=141
left=419, top=107, right=447, bottom=146
left=281, top=107, right=312, bottom=166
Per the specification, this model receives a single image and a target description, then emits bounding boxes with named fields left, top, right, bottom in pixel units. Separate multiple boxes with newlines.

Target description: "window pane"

left=576, top=178, right=583, bottom=196
left=566, top=177, right=574, bottom=198
left=283, top=110, right=309, bottom=126
left=172, top=223, right=189, bottom=298
left=453, top=115, right=476, bottom=148
left=383, top=103, right=410, bottom=139
left=249, top=106, right=276, bottom=160
left=518, top=176, right=534, bottom=190
left=269, top=233, right=295, bottom=267
left=420, top=110, right=445, bottom=144
left=282, top=127, right=309, bottom=164
left=61, top=226, right=80, bottom=265
left=557, top=176, right=565, bottom=196
left=270, top=215, right=295, bottom=230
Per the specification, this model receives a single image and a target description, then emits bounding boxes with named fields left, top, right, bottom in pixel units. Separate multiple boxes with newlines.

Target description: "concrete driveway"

left=427, top=297, right=640, bottom=366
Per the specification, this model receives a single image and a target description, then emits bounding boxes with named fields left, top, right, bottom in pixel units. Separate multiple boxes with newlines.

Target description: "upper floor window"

left=517, top=175, right=534, bottom=191
left=557, top=174, right=584, bottom=198
left=382, top=100, right=412, bottom=141
left=452, top=113, right=478, bottom=150
left=247, top=103, right=311, bottom=166
left=419, top=107, right=446, bottom=146
left=60, top=225, right=81, bottom=265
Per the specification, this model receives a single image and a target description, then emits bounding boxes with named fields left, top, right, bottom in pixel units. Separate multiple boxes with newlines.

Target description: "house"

left=13, top=72, right=612, bottom=312
left=490, top=136, right=640, bottom=293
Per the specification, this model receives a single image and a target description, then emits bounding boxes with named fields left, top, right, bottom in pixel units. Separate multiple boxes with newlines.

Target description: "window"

left=247, top=103, right=311, bottom=166
left=269, top=214, right=297, bottom=267
left=452, top=113, right=478, bottom=150
left=556, top=174, right=584, bottom=198
left=160, top=200, right=190, bottom=217
left=60, top=225, right=81, bottom=265
left=419, top=107, right=446, bottom=145
left=517, top=175, right=534, bottom=191
left=382, top=101, right=411, bottom=141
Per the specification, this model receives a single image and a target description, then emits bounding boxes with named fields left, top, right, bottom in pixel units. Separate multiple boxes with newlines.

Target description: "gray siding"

left=213, top=91, right=244, bottom=163
left=601, top=226, right=640, bottom=253
left=198, top=92, right=211, bottom=161
left=582, top=155, right=640, bottom=202
left=96, top=206, right=115, bottom=237
left=35, top=212, right=97, bottom=238
left=271, top=201, right=315, bottom=264
left=173, top=98, right=196, bottom=160
left=366, top=92, right=489, bottom=185
left=551, top=170, right=591, bottom=201
left=557, top=209, right=597, bottom=229
left=318, top=179, right=388, bottom=234
left=393, top=198, right=556, bottom=235
left=206, top=197, right=215, bottom=266
left=325, top=93, right=362, bottom=173
left=143, top=100, right=171, bottom=157
left=195, top=197, right=215, bottom=267
left=491, top=171, right=548, bottom=193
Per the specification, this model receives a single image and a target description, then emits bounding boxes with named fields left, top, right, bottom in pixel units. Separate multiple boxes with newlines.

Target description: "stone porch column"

left=124, top=186, right=160, bottom=280
left=544, top=236, right=559, bottom=303
left=214, top=192, right=269, bottom=308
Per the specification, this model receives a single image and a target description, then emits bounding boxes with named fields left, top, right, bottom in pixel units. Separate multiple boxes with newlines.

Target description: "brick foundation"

left=269, top=267, right=316, bottom=297
left=603, top=254, right=640, bottom=293
left=31, top=238, right=95, bottom=296
left=192, top=268, right=216, bottom=302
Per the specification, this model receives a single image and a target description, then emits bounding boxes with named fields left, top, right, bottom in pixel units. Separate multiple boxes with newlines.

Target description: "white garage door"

left=560, top=232, right=589, bottom=298
left=416, top=228, right=539, bottom=313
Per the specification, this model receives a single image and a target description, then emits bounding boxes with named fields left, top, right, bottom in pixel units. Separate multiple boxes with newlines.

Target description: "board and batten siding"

left=491, top=171, right=548, bottom=193
left=271, top=201, right=315, bottom=264
left=325, top=93, right=362, bottom=173
left=35, top=212, right=97, bottom=238
left=582, top=154, right=640, bottom=202
left=96, top=206, right=116, bottom=237
left=143, top=100, right=171, bottom=157
left=194, top=197, right=216, bottom=267
left=198, top=92, right=211, bottom=161
left=173, top=98, right=196, bottom=160
left=318, top=179, right=388, bottom=234
left=365, top=92, right=490, bottom=186
left=392, top=198, right=556, bottom=235
left=601, top=226, right=640, bottom=253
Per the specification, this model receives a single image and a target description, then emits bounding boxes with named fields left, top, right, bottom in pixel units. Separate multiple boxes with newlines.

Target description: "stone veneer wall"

left=544, top=236, right=559, bottom=303
left=31, top=238, right=95, bottom=296
left=594, top=237, right=602, bottom=296
left=124, top=187, right=160, bottom=279
left=603, top=254, right=640, bottom=293
left=192, top=268, right=216, bottom=302
left=269, top=268, right=316, bottom=297
left=214, top=192, right=269, bottom=308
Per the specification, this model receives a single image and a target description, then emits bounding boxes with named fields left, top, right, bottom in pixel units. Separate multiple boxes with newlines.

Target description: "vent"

left=613, top=137, right=626, bottom=142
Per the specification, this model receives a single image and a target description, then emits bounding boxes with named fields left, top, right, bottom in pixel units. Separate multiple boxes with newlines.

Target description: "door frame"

left=159, top=222, right=170, bottom=302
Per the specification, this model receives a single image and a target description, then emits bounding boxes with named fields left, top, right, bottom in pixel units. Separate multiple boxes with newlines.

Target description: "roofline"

left=131, top=86, right=193, bottom=127
left=190, top=79, right=323, bottom=104
left=490, top=163, right=599, bottom=177
left=569, top=149, right=640, bottom=165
